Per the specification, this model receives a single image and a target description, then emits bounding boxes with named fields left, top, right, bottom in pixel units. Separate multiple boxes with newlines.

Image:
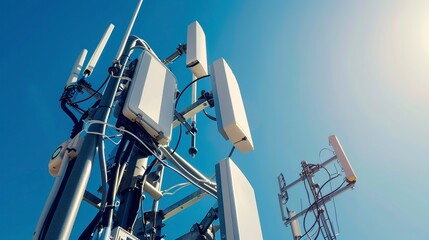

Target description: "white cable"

left=160, top=147, right=216, bottom=186
left=97, top=140, right=108, bottom=209
left=110, top=75, right=132, bottom=82
left=84, top=120, right=123, bottom=145
left=85, top=120, right=217, bottom=198
left=162, top=182, right=191, bottom=195
left=318, top=148, right=334, bottom=163
left=128, top=38, right=160, bottom=61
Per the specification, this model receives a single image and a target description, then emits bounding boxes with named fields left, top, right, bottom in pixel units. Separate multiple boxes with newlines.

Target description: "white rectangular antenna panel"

left=211, top=58, right=254, bottom=153
left=216, top=158, right=263, bottom=240
left=329, top=135, right=357, bottom=183
left=111, top=227, right=139, bottom=240
left=122, top=50, right=177, bottom=145
left=186, top=21, right=208, bottom=78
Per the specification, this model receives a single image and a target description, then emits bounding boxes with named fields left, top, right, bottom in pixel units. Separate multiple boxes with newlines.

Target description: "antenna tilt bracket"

left=174, top=110, right=197, bottom=136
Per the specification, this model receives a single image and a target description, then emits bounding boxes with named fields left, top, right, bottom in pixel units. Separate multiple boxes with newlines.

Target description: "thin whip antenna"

left=84, top=24, right=115, bottom=77
left=114, top=0, right=143, bottom=62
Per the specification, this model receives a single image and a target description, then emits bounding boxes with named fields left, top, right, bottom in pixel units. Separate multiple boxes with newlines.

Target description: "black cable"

left=171, top=74, right=210, bottom=154
left=120, top=128, right=218, bottom=198
left=175, top=74, right=210, bottom=109
left=300, top=166, right=345, bottom=240
left=228, top=146, right=236, bottom=158
left=317, top=174, right=340, bottom=198
left=61, top=99, right=79, bottom=125
left=71, top=75, right=111, bottom=105
left=300, top=211, right=320, bottom=240
left=170, top=124, right=182, bottom=156
left=313, top=220, right=322, bottom=240
left=70, top=99, right=101, bottom=139
left=203, top=109, right=217, bottom=121
left=302, top=179, right=319, bottom=239
left=311, top=180, right=347, bottom=214
left=316, top=175, right=341, bottom=239
left=133, top=158, right=159, bottom=239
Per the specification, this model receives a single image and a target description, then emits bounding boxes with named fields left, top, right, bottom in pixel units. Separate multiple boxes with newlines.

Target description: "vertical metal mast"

left=34, top=1, right=144, bottom=239
left=278, top=136, right=357, bottom=240
left=302, top=161, right=335, bottom=240
left=35, top=1, right=264, bottom=239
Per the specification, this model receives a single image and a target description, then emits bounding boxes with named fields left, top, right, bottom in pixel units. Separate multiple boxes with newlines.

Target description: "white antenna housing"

left=329, top=135, right=357, bottom=183
left=216, top=158, right=263, bottom=240
left=84, top=23, right=115, bottom=76
left=65, top=49, right=87, bottom=87
left=186, top=21, right=208, bottom=78
left=122, top=50, right=177, bottom=145
left=288, top=210, right=301, bottom=239
left=211, top=58, right=254, bottom=153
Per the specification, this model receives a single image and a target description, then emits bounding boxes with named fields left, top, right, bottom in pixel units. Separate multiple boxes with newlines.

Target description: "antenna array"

left=278, top=135, right=357, bottom=240
left=33, top=1, right=262, bottom=240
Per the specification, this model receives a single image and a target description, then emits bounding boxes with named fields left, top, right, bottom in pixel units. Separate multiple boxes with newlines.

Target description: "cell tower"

left=278, top=135, right=357, bottom=240
left=33, top=1, right=263, bottom=239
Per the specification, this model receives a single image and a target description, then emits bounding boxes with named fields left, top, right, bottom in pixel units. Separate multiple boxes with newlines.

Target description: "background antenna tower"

left=278, top=135, right=357, bottom=239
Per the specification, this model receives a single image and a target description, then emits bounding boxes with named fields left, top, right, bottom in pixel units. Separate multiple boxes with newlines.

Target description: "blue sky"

left=1, top=0, right=429, bottom=239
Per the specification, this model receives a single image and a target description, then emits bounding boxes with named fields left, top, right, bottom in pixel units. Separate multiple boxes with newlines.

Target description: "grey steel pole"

left=302, top=161, right=334, bottom=240
left=284, top=183, right=354, bottom=225
left=285, top=156, right=337, bottom=191
left=38, top=37, right=137, bottom=240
